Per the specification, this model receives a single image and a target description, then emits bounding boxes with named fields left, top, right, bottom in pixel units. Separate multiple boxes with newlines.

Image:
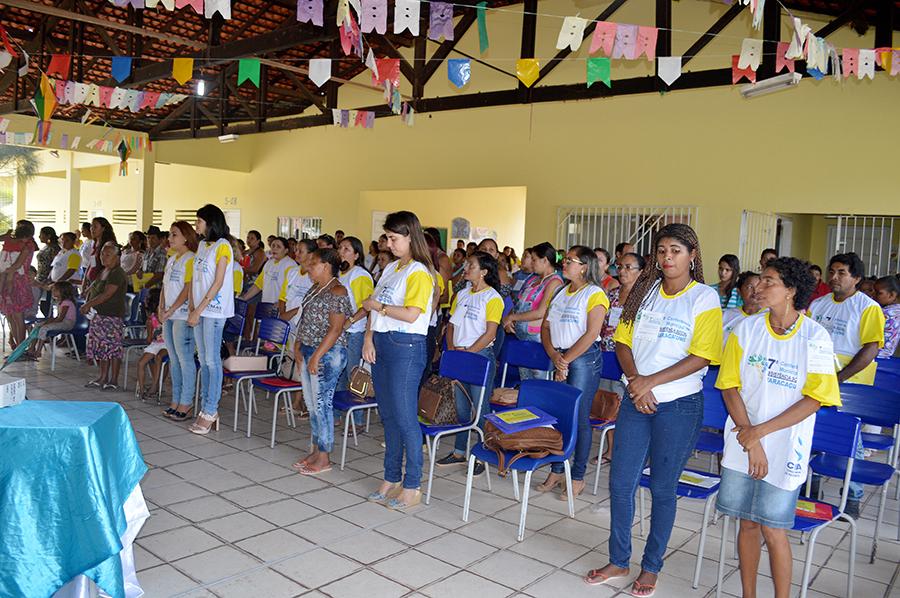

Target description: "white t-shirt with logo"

left=50, top=248, right=82, bottom=282
left=614, top=281, right=723, bottom=403
left=192, top=238, right=234, bottom=319
left=809, top=292, right=886, bottom=385
left=717, top=312, right=841, bottom=490
left=340, top=265, right=374, bottom=334
left=722, top=307, right=768, bottom=347
left=254, top=256, right=294, bottom=304
left=163, top=252, right=194, bottom=320
left=545, top=283, right=609, bottom=350
left=449, top=285, right=504, bottom=348
left=370, top=260, right=434, bottom=335
left=280, top=266, right=313, bottom=312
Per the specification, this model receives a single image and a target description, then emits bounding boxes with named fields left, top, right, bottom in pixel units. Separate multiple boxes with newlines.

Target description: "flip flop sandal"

left=583, top=569, right=629, bottom=586
left=298, top=464, right=333, bottom=476
left=85, top=381, right=102, bottom=388
left=630, top=581, right=657, bottom=597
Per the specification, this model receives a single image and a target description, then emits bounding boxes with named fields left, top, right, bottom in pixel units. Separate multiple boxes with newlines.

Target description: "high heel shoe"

left=536, top=473, right=564, bottom=493
left=170, top=405, right=195, bottom=422
left=188, top=411, right=219, bottom=435
left=367, top=482, right=401, bottom=502
left=386, top=489, right=422, bottom=511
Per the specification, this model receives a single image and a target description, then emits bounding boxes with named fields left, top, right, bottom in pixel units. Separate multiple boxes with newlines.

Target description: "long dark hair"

left=196, top=204, right=229, bottom=242
left=92, top=217, right=117, bottom=253
left=14, top=219, right=35, bottom=240
left=341, top=236, right=366, bottom=270
left=718, top=253, right=741, bottom=296
left=40, top=226, right=59, bottom=245
left=620, top=223, right=705, bottom=325
left=470, top=251, right=501, bottom=292
left=530, top=241, right=558, bottom=269
left=567, top=245, right=604, bottom=287
left=383, top=211, right=433, bottom=273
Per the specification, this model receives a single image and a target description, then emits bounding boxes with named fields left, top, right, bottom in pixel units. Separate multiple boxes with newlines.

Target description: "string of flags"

left=0, top=116, right=150, bottom=161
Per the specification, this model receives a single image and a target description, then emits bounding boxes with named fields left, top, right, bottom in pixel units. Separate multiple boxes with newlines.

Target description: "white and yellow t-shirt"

left=50, top=248, right=82, bottom=282
left=545, top=283, right=609, bottom=350
left=430, top=274, right=446, bottom=327
left=614, top=281, right=722, bottom=403
left=280, top=266, right=313, bottom=313
left=371, top=259, right=434, bottom=335
left=254, top=256, right=294, bottom=304
left=449, top=285, right=504, bottom=348
left=232, top=261, right=243, bottom=295
left=722, top=307, right=766, bottom=347
left=717, top=312, right=840, bottom=490
left=192, top=238, right=234, bottom=319
left=339, top=265, right=374, bottom=334
left=163, top=251, right=194, bottom=320
left=809, top=291, right=885, bottom=385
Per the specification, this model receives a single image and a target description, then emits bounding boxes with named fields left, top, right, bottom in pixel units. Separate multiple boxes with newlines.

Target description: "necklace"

left=301, top=277, right=337, bottom=310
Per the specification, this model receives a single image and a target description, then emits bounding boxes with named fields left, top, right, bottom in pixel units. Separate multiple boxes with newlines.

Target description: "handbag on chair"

left=348, top=361, right=375, bottom=403
left=417, top=374, right=472, bottom=425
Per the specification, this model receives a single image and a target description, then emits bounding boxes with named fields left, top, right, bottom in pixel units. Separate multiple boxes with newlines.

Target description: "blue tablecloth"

left=0, top=401, right=147, bottom=598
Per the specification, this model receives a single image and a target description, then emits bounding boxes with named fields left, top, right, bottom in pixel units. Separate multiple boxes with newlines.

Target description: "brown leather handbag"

left=348, top=362, right=375, bottom=403
left=490, top=387, right=519, bottom=406
left=418, top=374, right=471, bottom=425
left=590, top=389, right=622, bottom=422
left=482, top=420, right=564, bottom=476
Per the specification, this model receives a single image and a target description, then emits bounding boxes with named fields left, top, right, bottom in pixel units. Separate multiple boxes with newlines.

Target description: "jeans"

left=452, top=347, right=497, bottom=456
left=195, top=316, right=226, bottom=415
left=608, top=391, right=704, bottom=574
left=337, top=331, right=365, bottom=424
left=300, top=343, right=347, bottom=452
left=373, top=331, right=427, bottom=489
left=551, top=343, right=602, bottom=480
left=163, top=318, right=196, bottom=409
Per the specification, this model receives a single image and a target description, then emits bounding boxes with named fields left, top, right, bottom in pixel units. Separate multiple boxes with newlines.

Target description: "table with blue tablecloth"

left=0, top=401, right=148, bottom=598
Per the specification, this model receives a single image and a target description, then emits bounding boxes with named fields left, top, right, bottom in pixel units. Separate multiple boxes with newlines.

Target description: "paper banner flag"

left=154, top=93, right=170, bottom=108
left=516, top=58, right=540, bottom=87
left=336, top=0, right=350, bottom=25
left=586, top=57, right=610, bottom=88
left=172, top=58, right=194, bottom=85
left=807, top=67, right=826, bottom=80
left=73, top=82, right=90, bottom=104
left=590, top=21, right=617, bottom=56
left=146, top=0, right=176, bottom=9
left=47, top=54, right=72, bottom=80
left=140, top=91, right=161, bottom=110
left=841, top=48, right=858, bottom=78
left=401, top=102, right=414, bottom=126
left=611, top=24, right=638, bottom=60
left=391, top=87, right=401, bottom=113
left=309, top=58, right=331, bottom=87
left=99, top=87, right=114, bottom=108
left=111, top=56, right=132, bottom=83
left=806, top=34, right=827, bottom=72
left=556, top=16, right=587, bottom=52
left=238, top=58, right=261, bottom=86
left=892, top=50, right=900, bottom=76
left=340, top=110, right=349, bottom=128
left=365, top=111, right=375, bottom=129
left=68, top=136, right=79, bottom=149
left=374, top=58, right=400, bottom=87
left=339, top=14, right=360, bottom=56
left=0, top=118, right=8, bottom=133
left=18, top=51, right=29, bottom=78
left=857, top=49, right=875, bottom=80
left=360, top=0, right=387, bottom=34
left=365, top=49, right=378, bottom=80
left=635, top=26, right=658, bottom=60
left=785, top=17, right=810, bottom=59
left=447, top=58, right=471, bottom=88
left=84, top=84, right=102, bottom=107
left=332, top=109, right=341, bottom=126
left=54, top=79, right=68, bottom=104
left=751, top=0, right=766, bottom=30
left=34, top=74, right=57, bottom=143
left=175, top=0, right=203, bottom=13
left=0, top=24, right=18, bottom=58
left=60, top=134, right=69, bottom=150
left=429, top=2, right=454, bottom=42
left=732, top=55, right=756, bottom=83
left=738, top=38, right=763, bottom=71
left=109, top=87, right=128, bottom=110
left=205, top=0, right=231, bottom=19
left=657, top=56, right=682, bottom=86
left=394, top=0, right=420, bottom=35
left=354, top=110, right=366, bottom=127
left=296, top=0, right=323, bottom=25
left=127, top=90, right=144, bottom=112
left=477, top=2, right=488, bottom=53
left=0, top=52, right=11, bottom=69
left=775, top=41, right=794, bottom=73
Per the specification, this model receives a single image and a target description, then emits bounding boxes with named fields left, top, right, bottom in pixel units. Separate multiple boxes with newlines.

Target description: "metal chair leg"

left=462, top=454, right=476, bottom=521
left=340, top=410, right=351, bottom=471
left=517, top=470, right=533, bottom=541
left=692, top=494, right=715, bottom=588
left=593, top=429, right=608, bottom=496
left=639, top=487, right=646, bottom=537
left=511, top=470, right=519, bottom=501
left=715, top=515, right=729, bottom=598
left=564, top=460, right=575, bottom=518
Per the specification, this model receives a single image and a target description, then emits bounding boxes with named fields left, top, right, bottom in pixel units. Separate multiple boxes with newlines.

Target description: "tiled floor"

left=9, top=354, right=900, bottom=598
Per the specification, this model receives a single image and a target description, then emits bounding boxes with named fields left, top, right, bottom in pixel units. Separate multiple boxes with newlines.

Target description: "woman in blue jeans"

left=436, top=251, right=504, bottom=470
left=362, top=211, right=436, bottom=511
left=160, top=221, right=198, bottom=421
left=585, top=223, right=722, bottom=597
left=187, top=204, right=235, bottom=435
left=539, top=245, right=608, bottom=500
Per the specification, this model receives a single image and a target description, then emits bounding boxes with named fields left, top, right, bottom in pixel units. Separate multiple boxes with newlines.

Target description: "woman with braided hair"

left=584, top=223, right=722, bottom=597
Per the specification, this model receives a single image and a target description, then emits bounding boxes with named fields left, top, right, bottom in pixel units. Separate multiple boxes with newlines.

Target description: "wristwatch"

left=380, top=303, right=388, bottom=316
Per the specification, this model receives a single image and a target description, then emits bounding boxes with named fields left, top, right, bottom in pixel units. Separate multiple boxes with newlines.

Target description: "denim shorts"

left=716, top=467, right=800, bottom=529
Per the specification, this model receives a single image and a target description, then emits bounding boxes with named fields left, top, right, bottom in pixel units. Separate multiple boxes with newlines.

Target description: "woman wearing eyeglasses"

left=539, top=245, right=608, bottom=500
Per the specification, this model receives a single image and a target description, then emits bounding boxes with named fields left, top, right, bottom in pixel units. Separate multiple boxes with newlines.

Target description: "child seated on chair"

left=24, top=266, right=42, bottom=321
left=135, top=287, right=168, bottom=399
left=28, top=282, right=77, bottom=359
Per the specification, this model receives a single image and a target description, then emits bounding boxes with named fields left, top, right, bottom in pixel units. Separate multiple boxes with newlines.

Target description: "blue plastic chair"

left=695, top=367, right=730, bottom=470
left=46, top=307, right=88, bottom=371
left=250, top=301, right=278, bottom=339
left=334, top=388, right=378, bottom=470
left=591, top=350, right=623, bottom=495
left=875, top=357, right=900, bottom=376
left=232, top=317, right=291, bottom=433
left=715, top=409, right=861, bottom=598
left=490, top=339, right=552, bottom=412
left=233, top=297, right=249, bottom=319
left=463, top=379, right=582, bottom=541
left=421, top=350, right=492, bottom=505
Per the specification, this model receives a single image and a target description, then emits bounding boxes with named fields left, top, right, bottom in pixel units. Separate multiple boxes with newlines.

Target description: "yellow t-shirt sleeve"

left=689, top=307, right=724, bottom=364
left=278, top=273, right=291, bottom=302
left=485, top=297, right=504, bottom=324
left=449, top=293, right=459, bottom=316
left=613, top=320, right=634, bottom=347
left=215, top=242, right=232, bottom=265
left=254, top=266, right=265, bottom=290
left=184, top=258, right=193, bottom=283
left=66, top=253, right=81, bottom=270
left=233, top=269, right=243, bottom=292
left=350, top=275, right=374, bottom=308
left=586, top=290, right=610, bottom=314
left=404, top=270, right=433, bottom=311
left=715, top=332, right=743, bottom=391
left=801, top=372, right=841, bottom=407
left=859, top=304, right=886, bottom=347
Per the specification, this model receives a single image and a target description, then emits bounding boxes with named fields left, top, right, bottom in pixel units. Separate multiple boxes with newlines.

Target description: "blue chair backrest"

left=124, top=292, right=137, bottom=320
left=837, top=384, right=900, bottom=429
left=440, top=350, right=491, bottom=388
left=703, top=366, right=720, bottom=391
left=256, top=302, right=278, bottom=320
left=233, top=298, right=249, bottom=318
left=501, top=339, right=551, bottom=371
left=876, top=357, right=900, bottom=376
left=224, top=314, right=245, bottom=337
left=701, top=385, right=729, bottom=429
left=811, top=408, right=861, bottom=458
left=517, top=379, right=582, bottom=455
left=600, top=351, right=623, bottom=381
left=257, top=318, right=291, bottom=346
left=502, top=295, right=514, bottom=318
left=874, top=366, right=900, bottom=389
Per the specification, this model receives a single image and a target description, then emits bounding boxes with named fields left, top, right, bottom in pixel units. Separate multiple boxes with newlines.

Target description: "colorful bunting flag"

left=785, top=17, right=810, bottom=60
left=374, top=58, right=400, bottom=87
left=360, top=0, right=387, bottom=34
left=175, top=0, right=203, bottom=13
left=892, top=50, right=900, bottom=76
left=586, top=57, right=610, bottom=88
left=476, top=2, right=489, bottom=53
left=296, top=0, right=323, bottom=25
left=172, top=58, right=194, bottom=85
left=34, top=74, right=57, bottom=144
left=339, top=13, right=360, bottom=56
left=429, top=2, right=454, bottom=42
left=611, top=24, right=638, bottom=60
left=394, top=0, right=420, bottom=35
left=309, top=58, right=331, bottom=87
left=775, top=41, right=794, bottom=74
left=732, top=55, right=756, bottom=83
left=657, top=56, right=682, bottom=86
left=635, top=26, right=658, bottom=60
left=205, top=0, right=231, bottom=19
left=47, top=54, right=72, bottom=79
left=857, top=49, right=876, bottom=80
left=238, top=58, right=261, bottom=86
left=516, top=58, right=540, bottom=87
left=738, top=38, right=763, bottom=71
left=0, top=24, right=18, bottom=58
left=111, top=56, right=132, bottom=83
left=18, top=50, right=29, bottom=78
left=0, top=52, right=11, bottom=69
left=589, top=21, right=617, bottom=56
left=556, top=16, right=587, bottom=52
left=146, top=0, right=176, bottom=9
left=447, top=58, right=471, bottom=88
left=842, top=48, right=859, bottom=78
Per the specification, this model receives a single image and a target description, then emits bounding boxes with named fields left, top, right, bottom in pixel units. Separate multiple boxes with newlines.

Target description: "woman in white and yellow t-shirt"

left=361, top=211, right=435, bottom=511
left=722, top=270, right=763, bottom=346
left=437, top=251, right=504, bottom=468
left=278, top=239, right=316, bottom=329
left=240, top=237, right=293, bottom=307
left=337, top=236, right=375, bottom=392
left=187, top=205, right=235, bottom=435
left=716, top=257, right=840, bottom=598
left=586, top=224, right=722, bottom=597
left=539, top=245, right=608, bottom=500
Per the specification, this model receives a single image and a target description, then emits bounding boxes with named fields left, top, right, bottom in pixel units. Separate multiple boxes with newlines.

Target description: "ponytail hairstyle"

left=530, top=241, right=558, bottom=270
left=471, top=251, right=501, bottom=292
left=620, top=223, right=705, bottom=325
left=568, top=245, right=604, bottom=288
left=383, top=211, right=434, bottom=274
left=342, top=236, right=366, bottom=269
left=718, top=253, right=741, bottom=296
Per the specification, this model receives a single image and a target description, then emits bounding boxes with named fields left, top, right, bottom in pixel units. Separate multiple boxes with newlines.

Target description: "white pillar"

left=137, top=145, right=155, bottom=230
left=65, top=153, right=81, bottom=233
left=13, top=175, right=27, bottom=223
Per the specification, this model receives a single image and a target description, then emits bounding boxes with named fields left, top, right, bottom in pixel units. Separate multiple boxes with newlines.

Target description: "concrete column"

left=65, top=152, right=81, bottom=232
left=13, top=175, right=27, bottom=222
left=137, top=144, right=155, bottom=230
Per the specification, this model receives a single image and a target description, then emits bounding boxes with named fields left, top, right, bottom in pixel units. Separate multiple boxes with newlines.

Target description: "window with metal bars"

left=556, top=205, right=698, bottom=257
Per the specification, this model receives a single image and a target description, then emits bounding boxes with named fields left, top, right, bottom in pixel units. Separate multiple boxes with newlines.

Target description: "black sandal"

left=162, top=408, right=177, bottom=418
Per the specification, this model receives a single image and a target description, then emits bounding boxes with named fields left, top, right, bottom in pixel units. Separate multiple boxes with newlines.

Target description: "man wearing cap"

left=142, top=225, right=167, bottom=288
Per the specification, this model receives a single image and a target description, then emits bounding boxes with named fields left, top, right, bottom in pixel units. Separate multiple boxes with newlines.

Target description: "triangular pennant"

left=18, top=51, right=29, bottom=78
left=172, top=58, right=194, bottom=85
left=309, top=58, right=331, bottom=87
left=296, top=0, right=323, bottom=25
left=373, top=58, right=400, bottom=87
left=516, top=58, right=540, bottom=87
left=237, top=58, right=261, bottom=86
left=556, top=16, right=587, bottom=52
left=657, top=56, right=682, bottom=86
left=111, top=56, right=132, bottom=83
left=204, top=0, right=231, bottom=19
left=586, top=57, right=610, bottom=88
left=394, top=0, right=420, bottom=35
left=476, top=2, right=489, bottom=54
left=447, top=58, right=471, bottom=88
left=732, top=55, right=756, bottom=83
left=47, top=54, right=72, bottom=79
